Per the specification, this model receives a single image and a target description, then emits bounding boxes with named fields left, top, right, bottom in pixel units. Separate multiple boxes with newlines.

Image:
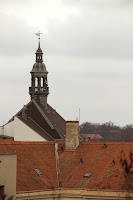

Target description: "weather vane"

left=35, top=31, right=42, bottom=48
left=35, top=31, right=42, bottom=41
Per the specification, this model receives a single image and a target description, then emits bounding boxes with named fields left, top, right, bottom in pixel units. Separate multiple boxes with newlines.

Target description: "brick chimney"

left=65, top=121, right=79, bottom=150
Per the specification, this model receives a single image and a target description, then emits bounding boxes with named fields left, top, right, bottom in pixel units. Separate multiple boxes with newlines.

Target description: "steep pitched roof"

left=0, top=140, right=58, bottom=191
left=18, top=117, right=54, bottom=141
left=58, top=141, right=133, bottom=190
left=8, top=100, right=66, bottom=140
left=37, top=101, right=66, bottom=138
left=1, top=140, right=133, bottom=192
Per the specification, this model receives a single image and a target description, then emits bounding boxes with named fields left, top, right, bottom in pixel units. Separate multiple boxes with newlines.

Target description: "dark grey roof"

left=36, top=47, right=43, bottom=53
left=31, top=62, right=47, bottom=73
left=18, top=116, right=54, bottom=141
left=9, top=100, right=66, bottom=141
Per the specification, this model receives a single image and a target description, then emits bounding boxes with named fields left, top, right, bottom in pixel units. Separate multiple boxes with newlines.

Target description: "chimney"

left=65, top=121, right=79, bottom=150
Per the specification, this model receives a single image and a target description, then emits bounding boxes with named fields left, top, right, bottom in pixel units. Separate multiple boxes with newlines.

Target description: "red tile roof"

left=82, top=134, right=103, bottom=140
left=59, top=141, right=133, bottom=191
left=0, top=140, right=58, bottom=192
left=1, top=140, right=133, bottom=192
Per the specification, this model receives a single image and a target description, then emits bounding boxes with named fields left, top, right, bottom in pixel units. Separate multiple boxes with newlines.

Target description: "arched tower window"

left=43, top=77, right=45, bottom=86
left=32, top=77, right=34, bottom=87
left=37, top=77, right=40, bottom=87
left=35, top=77, right=38, bottom=87
left=41, top=77, right=43, bottom=87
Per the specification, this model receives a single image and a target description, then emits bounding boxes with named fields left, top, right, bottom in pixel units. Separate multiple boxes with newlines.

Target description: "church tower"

left=29, top=33, right=49, bottom=107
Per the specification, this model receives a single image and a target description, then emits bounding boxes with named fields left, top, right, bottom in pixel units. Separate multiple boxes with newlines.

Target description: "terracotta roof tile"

left=0, top=140, right=57, bottom=192
left=59, top=141, right=133, bottom=190
left=1, top=140, right=133, bottom=191
left=82, top=134, right=103, bottom=140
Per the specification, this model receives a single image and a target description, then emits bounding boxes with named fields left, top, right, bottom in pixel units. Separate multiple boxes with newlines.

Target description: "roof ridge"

left=80, top=141, right=133, bottom=144
left=32, top=100, right=54, bottom=129
left=0, top=140, right=56, bottom=145
left=29, top=117, right=54, bottom=140
left=7, top=101, right=32, bottom=124
left=47, top=103, right=65, bottom=121
left=54, top=127, right=64, bottom=139
left=16, top=115, right=54, bottom=141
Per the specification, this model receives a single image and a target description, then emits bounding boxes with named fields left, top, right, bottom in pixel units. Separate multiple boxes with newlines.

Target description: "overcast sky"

left=0, top=0, right=133, bottom=126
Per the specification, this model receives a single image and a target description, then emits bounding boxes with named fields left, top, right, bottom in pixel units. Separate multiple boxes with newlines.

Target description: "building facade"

left=0, top=152, right=17, bottom=199
left=0, top=37, right=66, bottom=141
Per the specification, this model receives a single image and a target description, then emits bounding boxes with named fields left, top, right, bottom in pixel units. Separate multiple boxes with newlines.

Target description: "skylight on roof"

left=83, top=173, right=92, bottom=178
left=35, top=169, right=42, bottom=176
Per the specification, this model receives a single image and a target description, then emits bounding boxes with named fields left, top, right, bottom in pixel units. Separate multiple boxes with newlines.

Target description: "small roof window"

left=35, top=169, right=42, bottom=176
left=83, top=173, right=92, bottom=178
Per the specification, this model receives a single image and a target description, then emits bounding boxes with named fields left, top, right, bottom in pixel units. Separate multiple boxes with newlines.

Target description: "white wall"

left=0, top=126, right=2, bottom=135
left=14, top=117, right=46, bottom=141
left=3, top=121, right=14, bottom=137
left=0, top=153, right=17, bottom=199
left=0, top=117, right=47, bottom=141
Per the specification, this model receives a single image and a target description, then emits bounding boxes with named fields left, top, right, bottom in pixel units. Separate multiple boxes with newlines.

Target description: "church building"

left=0, top=35, right=66, bottom=141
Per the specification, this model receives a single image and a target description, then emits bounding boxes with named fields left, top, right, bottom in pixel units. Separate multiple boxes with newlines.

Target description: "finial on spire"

left=35, top=31, right=42, bottom=48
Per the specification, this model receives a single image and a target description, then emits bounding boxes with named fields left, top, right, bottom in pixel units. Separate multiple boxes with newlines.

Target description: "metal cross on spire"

left=35, top=31, right=42, bottom=48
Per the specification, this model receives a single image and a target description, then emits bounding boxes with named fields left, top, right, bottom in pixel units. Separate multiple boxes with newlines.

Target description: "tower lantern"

left=29, top=32, right=49, bottom=107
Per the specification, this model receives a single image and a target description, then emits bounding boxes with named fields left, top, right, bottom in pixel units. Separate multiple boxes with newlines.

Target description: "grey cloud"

left=0, top=0, right=133, bottom=126
left=0, top=13, right=37, bottom=56
left=0, top=0, right=28, bottom=5
left=44, top=6, right=133, bottom=59
left=0, top=2, right=133, bottom=60
left=63, top=0, right=133, bottom=8
left=121, top=0, right=133, bottom=5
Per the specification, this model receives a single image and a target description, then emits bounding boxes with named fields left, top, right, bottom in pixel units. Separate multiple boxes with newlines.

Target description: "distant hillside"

left=80, top=121, right=133, bottom=141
